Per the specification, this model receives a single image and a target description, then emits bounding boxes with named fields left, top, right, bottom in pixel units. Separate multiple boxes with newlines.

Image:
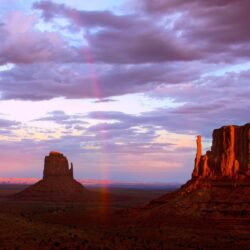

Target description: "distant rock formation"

left=192, top=124, right=250, bottom=178
left=43, top=151, right=74, bottom=178
left=149, top=123, right=250, bottom=218
left=12, top=152, right=93, bottom=202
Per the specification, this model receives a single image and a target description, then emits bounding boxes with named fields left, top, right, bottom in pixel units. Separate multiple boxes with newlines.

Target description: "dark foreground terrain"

left=0, top=184, right=249, bottom=250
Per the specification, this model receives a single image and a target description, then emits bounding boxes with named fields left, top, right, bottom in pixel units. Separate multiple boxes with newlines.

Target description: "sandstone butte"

left=12, top=152, right=92, bottom=202
left=193, top=123, right=250, bottom=178
left=149, top=123, right=250, bottom=217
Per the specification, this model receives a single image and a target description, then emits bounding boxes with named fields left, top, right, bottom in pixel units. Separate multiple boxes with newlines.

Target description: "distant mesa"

left=149, top=123, right=250, bottom=217
left=12, top=152, right=92, bottom=202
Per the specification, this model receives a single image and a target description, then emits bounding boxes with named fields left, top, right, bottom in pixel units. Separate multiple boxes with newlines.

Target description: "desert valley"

left=1, top=0, right=250, bottom=249
left=0, top=124, right=249, bottom=249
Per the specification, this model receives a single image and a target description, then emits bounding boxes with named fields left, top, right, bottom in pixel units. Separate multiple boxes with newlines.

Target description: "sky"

left=0, top=0, right=249, bottom=183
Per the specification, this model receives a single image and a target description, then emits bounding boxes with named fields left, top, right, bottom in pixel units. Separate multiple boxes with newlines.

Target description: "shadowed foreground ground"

left=0, top=185, right=249, bottom=250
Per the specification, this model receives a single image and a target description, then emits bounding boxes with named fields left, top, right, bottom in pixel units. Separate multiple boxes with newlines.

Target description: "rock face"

left=43, top=151, right=73, bottom=178
left=13, top=152, right=92, bottom=202
left=192, top=123, right=250, bottom=178
left=149, top=123, right=250, bottom=218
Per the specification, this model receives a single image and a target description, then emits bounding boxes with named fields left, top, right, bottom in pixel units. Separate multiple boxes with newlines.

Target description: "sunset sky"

left=0, top=0, right=249, bottom=183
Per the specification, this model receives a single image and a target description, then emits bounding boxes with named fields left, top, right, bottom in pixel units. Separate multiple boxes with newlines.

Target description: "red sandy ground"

left=0, top=185, right=249, bottom=250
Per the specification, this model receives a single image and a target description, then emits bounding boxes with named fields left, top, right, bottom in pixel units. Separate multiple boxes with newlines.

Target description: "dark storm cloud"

left=0, top=63, right=200, bottom=100
left=85, top=28, right=199, bottom=64
left=33, top=1, right=201, bottom=64
left=0, top=1, right=200, bottom=66
left=140, top=0, right=250, bottom=61
left=0, top=0, right=248, bottom=101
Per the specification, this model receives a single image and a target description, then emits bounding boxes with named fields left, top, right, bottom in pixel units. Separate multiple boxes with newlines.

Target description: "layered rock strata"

left=149, top=123, right=250, bottom=217
left=192, top=123, right=250, bottom=178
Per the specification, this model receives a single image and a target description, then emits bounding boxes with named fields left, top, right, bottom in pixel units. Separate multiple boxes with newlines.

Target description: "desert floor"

left=0, top=185, right=249, bottom=250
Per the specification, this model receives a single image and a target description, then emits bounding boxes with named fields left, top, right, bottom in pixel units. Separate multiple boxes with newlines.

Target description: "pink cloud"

left=0, top=11, right=79, bottom=65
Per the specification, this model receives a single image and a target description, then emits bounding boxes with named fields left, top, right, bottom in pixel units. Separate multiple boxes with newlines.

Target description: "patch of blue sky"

left=51, top=0, right=126, bottom=12
left=35, top=16, right=87, bottom=46
left=0, top=63, right=15, bottom=72
left=203, top=62, right=250, bottom=77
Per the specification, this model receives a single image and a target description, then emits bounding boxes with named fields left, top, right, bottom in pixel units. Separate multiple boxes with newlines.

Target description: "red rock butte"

left=193, top=123, right=250, bottom=178
left=12, top=152, right=93, bottom=202
left=149, top=123, right=250, bottom=217
left=43, top=151, right=74, bottom=179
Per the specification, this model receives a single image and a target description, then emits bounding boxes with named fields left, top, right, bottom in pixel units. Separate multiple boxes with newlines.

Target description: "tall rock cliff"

left=192, top=123, right=250, bottom=178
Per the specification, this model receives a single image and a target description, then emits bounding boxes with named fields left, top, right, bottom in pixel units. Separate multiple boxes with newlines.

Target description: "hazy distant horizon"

left=0, top=177, right=181, bottom=188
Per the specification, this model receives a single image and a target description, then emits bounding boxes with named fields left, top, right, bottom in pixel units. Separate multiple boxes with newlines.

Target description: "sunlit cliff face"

left=0, top=0, right=250, bottom=182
